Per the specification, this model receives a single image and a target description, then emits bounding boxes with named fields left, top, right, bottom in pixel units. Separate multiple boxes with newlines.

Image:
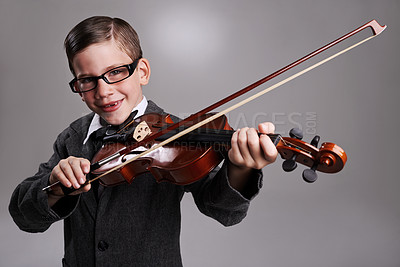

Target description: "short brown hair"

left=64, top=16, right=143, bottom=75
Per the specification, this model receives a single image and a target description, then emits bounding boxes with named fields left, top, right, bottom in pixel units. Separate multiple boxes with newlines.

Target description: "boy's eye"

left=79, top=77, right=95, bottom=84
left=110, top=70, right=121, bottom=76
left=109, top=68, right=125, bottom=76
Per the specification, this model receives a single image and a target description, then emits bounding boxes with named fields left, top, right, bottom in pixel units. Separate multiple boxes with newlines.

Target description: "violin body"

left=92, top=113, right=232, bottom=186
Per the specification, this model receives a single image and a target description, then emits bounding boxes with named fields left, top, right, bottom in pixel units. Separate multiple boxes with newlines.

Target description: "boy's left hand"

left=228, top=122, right=278, bottom=170
left=226, top=122, right=278, bottom=192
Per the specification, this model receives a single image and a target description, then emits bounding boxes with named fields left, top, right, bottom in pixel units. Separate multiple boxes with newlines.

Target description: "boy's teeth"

left=106, top=102, right=117, bottom=107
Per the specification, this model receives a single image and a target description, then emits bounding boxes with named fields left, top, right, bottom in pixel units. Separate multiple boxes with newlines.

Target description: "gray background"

left=1, top=0, right=399, bottom=266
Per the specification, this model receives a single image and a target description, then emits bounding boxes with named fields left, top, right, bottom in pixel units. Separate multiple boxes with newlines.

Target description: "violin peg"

left=282, top=158, right=297, bottom=172
left=302, top=168, right=318, bottom=183
left=302, top=160, right=319, bottom=183
left=310, top=135, right=320, bottom=147
left=289, top=128, right=303, bottom=140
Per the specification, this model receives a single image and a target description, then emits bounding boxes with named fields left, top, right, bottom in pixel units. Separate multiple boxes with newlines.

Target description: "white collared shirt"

left=83, top=96, right=148, bottom=144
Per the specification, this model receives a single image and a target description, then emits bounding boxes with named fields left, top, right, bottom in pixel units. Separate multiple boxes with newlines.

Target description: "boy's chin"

left=101, top=113, right=130, bottom=126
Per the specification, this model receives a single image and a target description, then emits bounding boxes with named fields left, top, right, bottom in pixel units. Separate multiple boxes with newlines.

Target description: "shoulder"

left=145, top=100, right=181, bottom=122
left=69, top=112, right=95, bottom=133
left=145, top=100, right=165, bottom=114
left=54, top=113, right=95, bottom=146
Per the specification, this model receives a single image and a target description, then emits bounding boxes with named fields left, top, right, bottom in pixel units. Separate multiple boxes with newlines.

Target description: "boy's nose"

left=95, top=79, right=114, bottom=98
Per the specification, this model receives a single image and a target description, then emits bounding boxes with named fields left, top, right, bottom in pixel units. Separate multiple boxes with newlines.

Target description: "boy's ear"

left=138, top=58, right=151, bottom=86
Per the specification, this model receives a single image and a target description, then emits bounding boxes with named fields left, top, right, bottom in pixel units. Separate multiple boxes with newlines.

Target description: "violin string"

left=277, top=135, right=288, bottom=146
left=275, top=135, right=312, bottom=154
left=87, top=33, right=378, bottom=184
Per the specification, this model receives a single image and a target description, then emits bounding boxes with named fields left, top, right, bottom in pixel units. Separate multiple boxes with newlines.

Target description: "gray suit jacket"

left=9, top=100, right=263, bottom=267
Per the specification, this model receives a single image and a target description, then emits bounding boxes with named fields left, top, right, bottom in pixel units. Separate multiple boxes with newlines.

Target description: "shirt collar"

left=83, top=96, right=148, bottom=144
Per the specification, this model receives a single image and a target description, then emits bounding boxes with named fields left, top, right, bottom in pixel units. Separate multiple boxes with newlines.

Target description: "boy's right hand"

left=49, top=156, right=92, bottom=197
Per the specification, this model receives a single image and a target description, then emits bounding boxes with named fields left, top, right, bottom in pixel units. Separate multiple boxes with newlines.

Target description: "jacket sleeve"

left=184, top=160, right=263, bottom=227
left=8, top=130, right=80, bottom=233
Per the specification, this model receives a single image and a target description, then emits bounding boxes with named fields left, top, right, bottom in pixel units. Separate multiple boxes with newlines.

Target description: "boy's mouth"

left=105, top=102, right=118, bottom=108
left=100, top=100, right=122, bottom=112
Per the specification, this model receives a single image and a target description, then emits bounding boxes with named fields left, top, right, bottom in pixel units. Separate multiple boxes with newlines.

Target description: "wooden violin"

left=43, top=19, right=385, bottom=194
left=90, top=113, right=346, bottom=186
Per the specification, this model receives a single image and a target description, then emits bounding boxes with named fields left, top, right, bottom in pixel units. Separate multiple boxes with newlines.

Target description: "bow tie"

left=94, top=110, right=139, bottom=143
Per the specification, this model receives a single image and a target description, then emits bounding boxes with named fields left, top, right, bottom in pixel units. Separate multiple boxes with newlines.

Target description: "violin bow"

left=43, top=19, right=386, bottom=190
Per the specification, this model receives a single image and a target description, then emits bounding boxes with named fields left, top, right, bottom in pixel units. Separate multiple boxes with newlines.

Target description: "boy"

left=9, top=16, right=277, bottom=266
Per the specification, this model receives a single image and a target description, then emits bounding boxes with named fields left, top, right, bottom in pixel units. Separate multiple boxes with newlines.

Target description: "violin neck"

left=157, top=128, right=281, bottom=147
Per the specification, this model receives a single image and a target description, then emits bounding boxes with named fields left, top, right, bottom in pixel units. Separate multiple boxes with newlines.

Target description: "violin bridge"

left=133, top=121, right=152, bottom=142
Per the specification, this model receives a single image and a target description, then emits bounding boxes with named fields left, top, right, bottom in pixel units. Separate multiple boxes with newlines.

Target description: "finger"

left=72, top=158, right=90, bottom=185
left=247, top=128, right=276, bottom=169
left=246, top=128, right=263, bottom=159
left=80, top=159, right=91, bottom=174
left=69, top=158, right=87, bottom=185
left=258, top=122, right=275, bottom=134
left=50, top=164, right=72, bottom=188
left=70, top=183, right=91, bottom=196
left=236, top=127, right=257, bottom=166
left=257, top=122, right=278, bottom=163
left=259, top=134, right=278, bottom=163
left=228, top=129, right=245, bottom=166
left=59, top=159, right=81, bottom=189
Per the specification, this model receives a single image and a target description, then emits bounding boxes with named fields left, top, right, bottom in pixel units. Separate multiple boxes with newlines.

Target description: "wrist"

left=47, top=190, right=64, bottom=207
left=46, top=177, right=65, bottom=207
left=227, top=161, right=254, bottom=192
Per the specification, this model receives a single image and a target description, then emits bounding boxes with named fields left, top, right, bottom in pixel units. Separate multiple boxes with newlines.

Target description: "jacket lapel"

left=63, top=101, right=173, bottom=220
left=65, top=113, right=98, bottom=219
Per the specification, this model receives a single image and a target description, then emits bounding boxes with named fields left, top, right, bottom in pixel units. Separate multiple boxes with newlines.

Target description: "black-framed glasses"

left=69, top=58, right=141, bottom=93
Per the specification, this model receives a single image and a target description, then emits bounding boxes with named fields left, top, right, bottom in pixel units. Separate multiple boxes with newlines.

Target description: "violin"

left=42, top=19, right=385, bottom=194
left=90, top=113, right=346, bottom=186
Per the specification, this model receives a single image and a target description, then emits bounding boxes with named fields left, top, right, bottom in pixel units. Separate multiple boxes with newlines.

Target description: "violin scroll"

left=277, top=128, right=347, bottom=183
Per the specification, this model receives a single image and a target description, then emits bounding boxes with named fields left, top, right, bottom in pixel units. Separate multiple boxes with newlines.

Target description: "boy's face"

left=72, top=40, right=150, bottom=125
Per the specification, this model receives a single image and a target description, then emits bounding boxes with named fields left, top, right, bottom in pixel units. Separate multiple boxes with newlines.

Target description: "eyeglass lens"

left=75, top=65, right=131, bottom=92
